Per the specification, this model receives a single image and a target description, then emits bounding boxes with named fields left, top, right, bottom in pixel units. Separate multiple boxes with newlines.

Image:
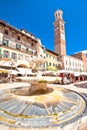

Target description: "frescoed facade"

left=0, top=20, right=60, bottom=70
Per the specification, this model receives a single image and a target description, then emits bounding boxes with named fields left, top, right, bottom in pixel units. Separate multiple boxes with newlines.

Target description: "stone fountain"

left=0, top=81, right=86, bottom=129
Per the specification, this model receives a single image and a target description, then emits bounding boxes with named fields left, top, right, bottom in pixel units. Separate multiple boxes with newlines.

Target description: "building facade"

left=0, top=20, right=43, bottom=68
left=44, top=49, right=61, bottom=71
left=0, top=20, right=60, bottom=71
left=72, top=51, right=87, bottom=71
left=64, top=55, right=84, bottom=72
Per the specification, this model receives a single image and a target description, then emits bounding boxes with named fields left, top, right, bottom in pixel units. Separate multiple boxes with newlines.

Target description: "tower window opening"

left=58, top=13, right=61, bottom=16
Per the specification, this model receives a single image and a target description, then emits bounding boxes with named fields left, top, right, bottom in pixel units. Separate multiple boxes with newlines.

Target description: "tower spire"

left=54, top=9, right=63, bottom=20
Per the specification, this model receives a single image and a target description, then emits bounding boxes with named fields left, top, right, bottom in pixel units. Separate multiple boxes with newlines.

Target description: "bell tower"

left=54, top=10, right=66, bottom=57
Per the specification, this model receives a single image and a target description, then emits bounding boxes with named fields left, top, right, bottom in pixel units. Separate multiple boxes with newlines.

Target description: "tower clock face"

left=61, top=33, right=65, bottom=40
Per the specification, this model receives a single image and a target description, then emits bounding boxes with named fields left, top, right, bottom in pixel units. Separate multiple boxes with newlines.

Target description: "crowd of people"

left=59, top=73, right=87, bottom=85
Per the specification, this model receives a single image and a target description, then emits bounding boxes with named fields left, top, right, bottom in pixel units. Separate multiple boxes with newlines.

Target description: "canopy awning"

left=8, top=70, right=19, bottom=75
left=80, top=72, right=87, bottom=75
left=17, top=64, right=28, bottom=68
left=17, top=68, right=33, bottom=75
left=0, top=69, right=8, bottom=73
left=0, top=60, right=17, bottom=68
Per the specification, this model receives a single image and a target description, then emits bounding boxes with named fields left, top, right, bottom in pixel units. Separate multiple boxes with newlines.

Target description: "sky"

left=0, top=0, right=87, bottom=55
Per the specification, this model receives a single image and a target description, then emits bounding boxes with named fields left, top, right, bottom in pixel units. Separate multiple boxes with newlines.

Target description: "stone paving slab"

left=0, top=82, right=29, bottom=90
left=78, top=123, right=87, bottom=130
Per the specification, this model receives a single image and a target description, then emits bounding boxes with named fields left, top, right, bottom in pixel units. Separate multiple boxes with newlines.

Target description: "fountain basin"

left=0, top=83, right=86, bottom=129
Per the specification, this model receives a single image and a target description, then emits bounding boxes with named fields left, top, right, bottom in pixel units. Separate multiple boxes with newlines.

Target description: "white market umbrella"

left=8, top=70, right=19, bottom=75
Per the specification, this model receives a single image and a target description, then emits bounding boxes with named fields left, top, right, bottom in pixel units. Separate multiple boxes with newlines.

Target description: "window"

left=49, top=55, right=51, bottom=58
left=75, top=63, right=77, bottom=67
left=43, top=50, right=45, bottom=53
left=46, top=62, right=48, bottom=66
left=0, top=49, right=1, bottom=54
left=4, top=30, right=8, bottom=35
left=17, top=36, right=20, bottom=40
left=66, top=61, right=67, bottom=65
left=49, top=62, right=51, bottom=66
left=46, top=54, right=48, bottom=57
left=26, top=48, right=28, bottom=52
left=25, top=55, right=29, bottom=61
left=11, top=52, right=17, bottom=59
left=32, top=43, right=33, bottom=46
left=3, top=50, right=9, bottom=58
left=12, top=31, right=16, bottom=38
left=43, top=63, right=45, bottom=67
left=58, top=13, right=61, bottom=16
left=3, top=39, right=9, bottom=46
left=18, top=53, right=23, bottom=60
left=16, top=43, right=21, bottom=50
left=69, top=61, right=71, bottom=66
left=53, top=63, right=55, bottom=66
left=35, top=51, right=37, bottom=55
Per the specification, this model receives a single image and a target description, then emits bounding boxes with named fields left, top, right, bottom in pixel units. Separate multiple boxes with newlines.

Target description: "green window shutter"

left=16, top=43, right=21, bottom=50
left=3, top=39, right=9, bottom=46
left=0, top=49, right=1, bottom=53
left=19, top=45, right=21, bottom=50
left=16, top=43, right=17, bottom=48
left=0, top=49, right=2, bottom=59
left=26, top=48, right=28, bottom=52
left=7, top=40, right=9, bottom=46
left=46, top=62, right=48, bottom=66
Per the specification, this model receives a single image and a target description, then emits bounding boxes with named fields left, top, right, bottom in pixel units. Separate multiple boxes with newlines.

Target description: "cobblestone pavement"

left=0, top=82, right=29, bottom=90
left=59, top=81, right=87, bottom=130
left=79, top=123, right=87, bottom=130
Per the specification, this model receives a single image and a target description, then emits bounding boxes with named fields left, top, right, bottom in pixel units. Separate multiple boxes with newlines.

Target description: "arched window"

left=17, top=36, right=20, bottom=40
left=4, top=30, right=8, bottom=35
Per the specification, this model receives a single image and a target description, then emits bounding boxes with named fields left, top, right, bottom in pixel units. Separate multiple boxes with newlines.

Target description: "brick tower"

left=54, top=10, right=66, bottom=58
